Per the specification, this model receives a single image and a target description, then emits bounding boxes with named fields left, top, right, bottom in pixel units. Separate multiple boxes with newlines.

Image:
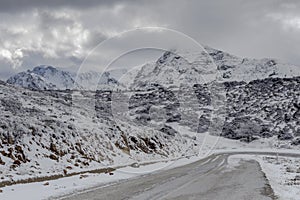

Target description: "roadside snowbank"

left=228, top=154, right=300, bottom=200
left=0, top=156, right=200, bottom=200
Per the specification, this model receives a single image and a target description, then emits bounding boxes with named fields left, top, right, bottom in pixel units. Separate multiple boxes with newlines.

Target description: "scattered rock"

left=286, top=167, right=295, bottom=173
left=43, top=182, right=49, bottom=186
left=294, top=175, right=300, bottom=181
left=131, top=162, right=140, bottom=168
left=50, top=143, right=59, bottom=155
left=49, top=154, right=58, bottom=161
left=0, top=157, right=5, bottom=165
left=66, top=166, right=72, bottom=170
left=13, top=160, right=21, bottom=166
left=79, top=174, right=89, bottom=179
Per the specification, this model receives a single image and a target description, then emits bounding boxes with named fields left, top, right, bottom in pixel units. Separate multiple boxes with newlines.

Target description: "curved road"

left=58, top=152, right=298, bottom=200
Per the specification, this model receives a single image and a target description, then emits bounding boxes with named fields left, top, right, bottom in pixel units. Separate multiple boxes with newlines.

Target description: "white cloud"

left=0, top=49, right=12, bottom=60
left=268, top=13, right=300, bottom=30
left=0, top=48, right=23, bottom=69
left=0, top=9, right=97, bottom=70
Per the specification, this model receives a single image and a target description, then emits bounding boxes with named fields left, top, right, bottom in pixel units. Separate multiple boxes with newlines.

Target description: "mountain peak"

left=8, top=65, right=76, bottom=90
left=7, top=66, right=123, bottom=91
left=131, top=45, right=300, bottom=89
left=6, top=45, right=300, bottom=91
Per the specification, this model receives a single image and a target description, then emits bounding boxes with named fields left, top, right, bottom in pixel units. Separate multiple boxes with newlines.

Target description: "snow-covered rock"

left=6, top=66, right=122, bottom=91
left=7, top=71, right=57, bottom=90
left=0, top=81, right=197, bottom=183
left=7, top=66, right=78, bottom=90
left=205, top=46, right=300, bottom=82
left=131, top=46, right=300, bottom=89
left=7, top=46, right=300, bottom=91
left=75, top=71, right=123, bottom=91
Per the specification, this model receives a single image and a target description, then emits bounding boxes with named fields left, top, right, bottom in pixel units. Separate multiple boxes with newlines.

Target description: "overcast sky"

left=0, top=0, right=300, bottom=79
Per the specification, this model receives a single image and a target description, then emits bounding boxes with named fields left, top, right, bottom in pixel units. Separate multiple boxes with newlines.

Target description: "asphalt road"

left=58, top=152, right=282, bottom=200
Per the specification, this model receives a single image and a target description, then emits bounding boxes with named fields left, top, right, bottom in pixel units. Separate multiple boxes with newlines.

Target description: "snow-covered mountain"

left=204, top=46, right=300, bottom=82
left=75, top=71, right=123, bottom=91
left=7, top=46, right=299, bottom=91
left=7, top=66, right=122, bottom=91
left=7, top=66, right=78, bottom=90
left=131, top=46, right=300, bottom=89
left=0, top=45, right=300, bottom=186
left=6, top=71, right=57, bottom=90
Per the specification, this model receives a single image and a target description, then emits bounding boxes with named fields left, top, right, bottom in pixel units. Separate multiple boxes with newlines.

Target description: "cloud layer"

left=0, top=0, right=300, bottom=79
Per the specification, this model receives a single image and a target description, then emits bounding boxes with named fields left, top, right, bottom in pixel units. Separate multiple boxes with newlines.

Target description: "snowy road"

left=59, top=152, right=281, bottom=200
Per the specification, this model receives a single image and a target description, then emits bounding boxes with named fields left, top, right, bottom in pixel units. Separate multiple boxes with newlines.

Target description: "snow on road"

left=1, top=126, right=299, bottom=200
left=58, top=154, right=274, bottom=200
left=0, top=156, right=201, bottom=200
left=228, top=154, right=300, bottom=200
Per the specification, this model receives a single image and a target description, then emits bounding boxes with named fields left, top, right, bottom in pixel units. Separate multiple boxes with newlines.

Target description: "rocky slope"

left=222, top=77, right=300, bottom=144
left=0, top=81, right=197, bottom=183
left=126, top=76, right=300, bottom=146
left=126, top=47, right=299, bottom=146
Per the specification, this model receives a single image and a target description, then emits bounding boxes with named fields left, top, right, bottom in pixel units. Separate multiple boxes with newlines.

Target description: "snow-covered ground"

left=228, top=154, right=300, bottom=200
left=1, top=127, right=299, bottom=200
left=1, top=45, right=299, bottom=199
left=0, top=156, right=201, bottom=200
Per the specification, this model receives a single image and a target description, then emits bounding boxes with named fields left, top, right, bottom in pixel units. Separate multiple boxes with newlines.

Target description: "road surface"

left=58, top=152, right=280, bottom=200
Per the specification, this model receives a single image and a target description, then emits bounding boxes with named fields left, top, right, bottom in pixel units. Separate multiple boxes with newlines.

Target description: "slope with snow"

left=7, top=71, right=57, bottom=90
left=0, top=81, right=197, bottom=184
left=7, top=46, right=300, bottom=91
left=131, top=46, right=300, bottom=89
left=1, top=45, right=300, bottom=186
left=6, top=66, right=123, bottom=91
left=7, top=66, right=78, bottom=90
left=205, top=46, right=300, bottom=82
left=75, top=71, right=125, bottom=91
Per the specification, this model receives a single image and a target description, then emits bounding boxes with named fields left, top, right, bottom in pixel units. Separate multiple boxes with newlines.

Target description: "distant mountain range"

left=6, top=46, right=300, bottom=91
left=7, top=65, right=122, bottom=90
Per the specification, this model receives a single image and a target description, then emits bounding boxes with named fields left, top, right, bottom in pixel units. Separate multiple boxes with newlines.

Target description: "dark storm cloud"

left=0, top=0, right=137, bottom=12
left=0, top=0, right=300, bottom=80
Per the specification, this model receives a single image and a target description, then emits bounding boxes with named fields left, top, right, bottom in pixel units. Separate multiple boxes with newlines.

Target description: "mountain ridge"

left=7, top=65, right=122, bottom=91
left=6, top=46, right=300, bottom=91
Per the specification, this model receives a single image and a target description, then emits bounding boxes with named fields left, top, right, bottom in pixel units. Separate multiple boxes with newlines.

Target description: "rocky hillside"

left=222, top=77, right=300, bottom=144
left=0, top=81, right=197, bottom=182
left=126, top=76, right=300, bottom=146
